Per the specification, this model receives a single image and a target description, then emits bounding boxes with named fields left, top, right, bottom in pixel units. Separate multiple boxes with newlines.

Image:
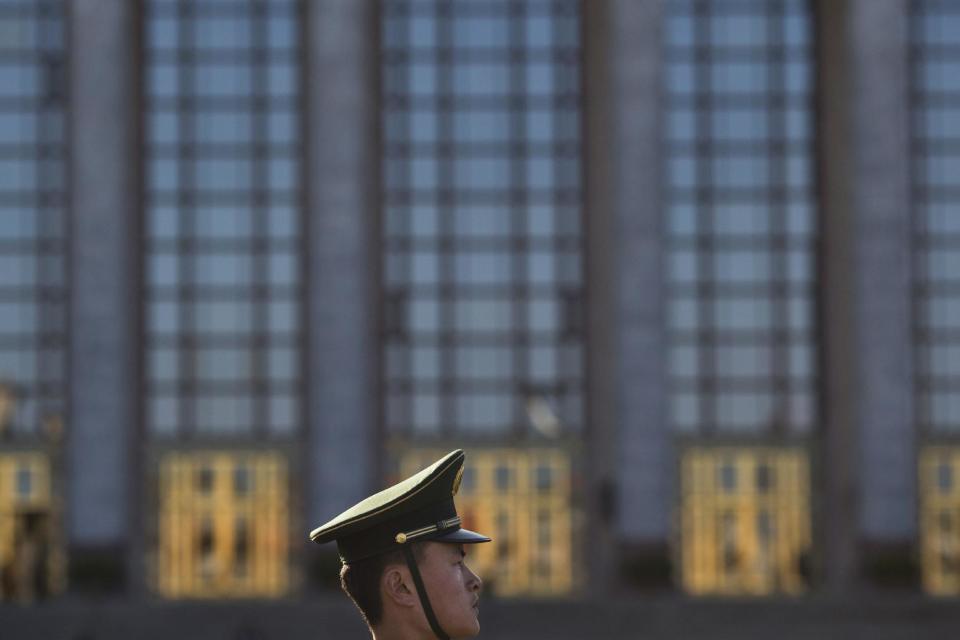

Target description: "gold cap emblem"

left=395, top=532, right=407, bottom=544
left=452, top=466, right=464, bottom=496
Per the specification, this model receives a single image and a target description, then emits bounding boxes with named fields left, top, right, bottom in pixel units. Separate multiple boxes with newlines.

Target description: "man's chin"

left=458, top=614, right=481, bottom=637
left=437, top=611, right=480, bottom=638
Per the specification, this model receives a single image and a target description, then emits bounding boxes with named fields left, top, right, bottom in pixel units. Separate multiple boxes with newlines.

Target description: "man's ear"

left=381, top=564, right=418, bottom=609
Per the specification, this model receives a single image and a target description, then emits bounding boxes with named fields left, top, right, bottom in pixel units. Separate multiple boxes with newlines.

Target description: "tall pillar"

left=601, top=0, right=672, bottom=588
left=304, top=0, right=379, bottom=545
left=849, top=0, right=916, bottom=580
left=68, top=0, right=140, bottom=590
left=816, top=0, right=860, bottom=593
left=817, top=0, right=915, bottom=590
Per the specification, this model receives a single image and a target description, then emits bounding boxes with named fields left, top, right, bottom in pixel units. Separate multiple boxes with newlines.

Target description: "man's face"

left=417, top=542, right=483, bottom=637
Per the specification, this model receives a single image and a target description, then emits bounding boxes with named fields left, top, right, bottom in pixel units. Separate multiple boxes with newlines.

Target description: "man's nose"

left=467, top=565, right=482, bottom=592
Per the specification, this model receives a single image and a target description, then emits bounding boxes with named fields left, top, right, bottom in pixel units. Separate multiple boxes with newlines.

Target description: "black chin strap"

left=402, top=545, right=449, bottom=640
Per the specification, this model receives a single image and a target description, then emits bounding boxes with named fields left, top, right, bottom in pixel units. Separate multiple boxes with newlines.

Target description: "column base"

left=860, top=540, right=919, bottom=589
left=68, top=544, right=127, bottom=594
left=618, top=541, right=673, bottom=591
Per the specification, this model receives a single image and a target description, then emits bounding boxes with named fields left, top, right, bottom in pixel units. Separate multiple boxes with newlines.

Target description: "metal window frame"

left=665, top=0, right=818, bottom=439
left=141, top=0, right=308, bottom=599
left=379, top=0, right=585, bottom=442
left=910, top=0, right=960, bottom=597
left=143, top=0, right=306, bottom=443
left=0, top=0, right=67, bottom=442
left=910, top=0, right=960, bottom=442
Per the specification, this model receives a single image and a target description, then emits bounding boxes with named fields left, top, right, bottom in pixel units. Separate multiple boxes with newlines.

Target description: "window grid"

left=0, top=453, right=66, bottom=596
left=679, top=446, right=811, bottom=595
left=144, top=0, right=303, bottom=439
left=666, top=0, right=817, bottom=436
left=156, top=450, right=289, bottom=598
left=0, top=0, right=66, bottom=438
left=912, top=0, right=960, bottom=436
left=381, top=0, right=584, bottom=438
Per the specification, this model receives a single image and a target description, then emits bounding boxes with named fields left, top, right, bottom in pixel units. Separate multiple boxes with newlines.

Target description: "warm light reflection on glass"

left=156, top=451, right=289, bottom=599
left=680, top=446, right=810, bottom=595
left=919, top=448, right=960, bottom=595
left=0, top=453, right=64, bottom=602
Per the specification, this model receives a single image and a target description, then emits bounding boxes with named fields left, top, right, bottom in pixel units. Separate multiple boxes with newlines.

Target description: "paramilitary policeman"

left=310, top=450, right=491, bottom=640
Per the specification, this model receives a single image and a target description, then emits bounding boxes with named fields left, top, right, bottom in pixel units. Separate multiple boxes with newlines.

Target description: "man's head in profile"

left=340, top=541, right=482, bottom=639
left=310, top=450, right=490, bottom=640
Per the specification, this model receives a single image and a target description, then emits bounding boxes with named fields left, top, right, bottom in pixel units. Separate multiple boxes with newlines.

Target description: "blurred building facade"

left=0, top=0, right=957, bottom=606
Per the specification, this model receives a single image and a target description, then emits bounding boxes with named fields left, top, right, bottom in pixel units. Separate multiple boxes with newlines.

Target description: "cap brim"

left=432, top=527, right=491, bottom=544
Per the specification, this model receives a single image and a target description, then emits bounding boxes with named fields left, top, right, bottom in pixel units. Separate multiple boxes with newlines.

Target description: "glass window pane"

left=666, top=0, right=817, bottom=437
left=145, top=0, right=302, bottom=438
left=0, top=2, right=67, bottom=436
left=381, top=0, right=584, bottom=436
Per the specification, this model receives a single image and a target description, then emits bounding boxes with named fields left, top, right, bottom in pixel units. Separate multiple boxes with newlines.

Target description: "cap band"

left=395, top=516, right=461, bottom=544
left=336, top=497, right=458, bottom=563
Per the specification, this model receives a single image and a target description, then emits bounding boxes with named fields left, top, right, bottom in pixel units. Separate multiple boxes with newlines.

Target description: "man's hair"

left=340, top=543, right=425, bottom=627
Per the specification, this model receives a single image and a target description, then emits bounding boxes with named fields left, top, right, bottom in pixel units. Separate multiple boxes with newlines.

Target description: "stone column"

left=849, top=0, right=916, bottom=581
left=817, top=0, right=915, bottom=590
left=816, top=0, right=860, bottom=594
left=68, top=0, right=141, bottom=591
left=593, top=0, right=672, bottom=590
left=303, top=0, right=379, bottom=548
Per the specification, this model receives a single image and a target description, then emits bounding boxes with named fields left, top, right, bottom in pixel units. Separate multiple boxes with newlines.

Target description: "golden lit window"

left=919, top=447, right=960, bottom=595
left=156, top=451, right=289, bottom=598
left=680, top=446, right=810, bottom=595
left=0, top=453, right=64, bottom=602
left=399, top=448, right=574, bottom=596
